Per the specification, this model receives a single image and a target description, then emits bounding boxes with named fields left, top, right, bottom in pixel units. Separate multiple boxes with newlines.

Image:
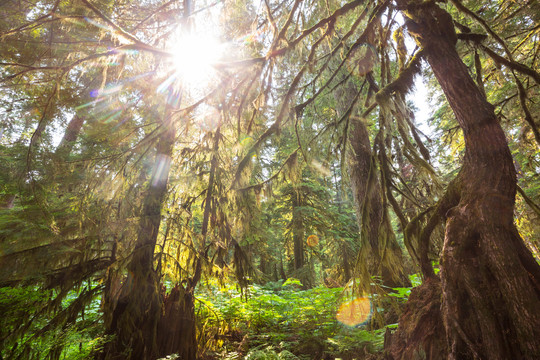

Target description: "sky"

left=409, top=75, right=433, bottom=136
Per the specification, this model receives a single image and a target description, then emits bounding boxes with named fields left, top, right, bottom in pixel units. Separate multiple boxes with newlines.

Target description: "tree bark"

left=385, top=277, right=447, bottom=360
left=330, top=68, right=410, bottom=290
left=348, top=115, right=410, bottom=289
left=341, top=243, right=352, bottom=282
left=101, top=114, right=197, bottom=360
left=157, top=284, right=197, bottom=360
left=292, top=192, right=305, bottom=272
left=393, top=2, right=540, bottom=359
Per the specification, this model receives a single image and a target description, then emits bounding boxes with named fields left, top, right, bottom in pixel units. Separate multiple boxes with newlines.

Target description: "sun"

left=168, top=31, right=224, bottom=90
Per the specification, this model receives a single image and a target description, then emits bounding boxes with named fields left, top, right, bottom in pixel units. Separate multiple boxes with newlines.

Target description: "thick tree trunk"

left=334, top=75, right=409, bottom=290
left=332, top=166, right=354, bottom=283
left=341, top=243, right=352, bottom=282
left=157, top=284, right=197, bottom=360
left=101, top=116, right=197, bottom=360
left=291, top=191, right=312, bottom=288
left=101, top=139, right=170, bottom=358
left=348, top=115, right=410, bottom=289
left=385, top=277, right=447, bottom=360
left=392, top=2, right=540, bottom=359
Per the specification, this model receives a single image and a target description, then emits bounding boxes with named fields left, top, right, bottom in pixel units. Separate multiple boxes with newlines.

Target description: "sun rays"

left=156, top=23, right=226, bottom=105
left=169, top=32, right=224, bottom=88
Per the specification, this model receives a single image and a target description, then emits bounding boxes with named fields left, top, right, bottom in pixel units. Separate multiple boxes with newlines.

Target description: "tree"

left=392, top=1, right=540, bottom=358
left=2, top=0, right=540, bottom=358
left=336, top=79, right=410, bottom=290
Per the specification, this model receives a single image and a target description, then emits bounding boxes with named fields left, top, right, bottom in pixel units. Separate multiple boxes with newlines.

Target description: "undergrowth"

left=1, top=276, right=416, bottom=359
left=195, top=278, right=404, bottom=360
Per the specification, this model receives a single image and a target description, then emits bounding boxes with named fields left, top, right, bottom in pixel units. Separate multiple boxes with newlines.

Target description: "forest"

left=1, top=0, right=539, bottom=359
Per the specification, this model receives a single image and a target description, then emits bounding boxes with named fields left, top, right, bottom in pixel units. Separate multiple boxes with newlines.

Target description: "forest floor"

left=190, top=277, right=415, bottom=360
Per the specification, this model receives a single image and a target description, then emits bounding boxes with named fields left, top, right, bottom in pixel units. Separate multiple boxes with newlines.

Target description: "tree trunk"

left=332, top=165, right=353, bottom=283
left=341, top=243, right=352, bottom=282
left=157, top=284, right=197, bottom=360
left=292, top=193, right=305, bottom=272
left=333, top=75, right=409, bottom=290
left=392, top=2, right=540, bottom=359
left=280, top=254, right=287, bottom=280
left=348, top=115, right=410, bottom=289
left=385, top=277, right=447, bottom=360
left=101, top=115, right=197, bottom=359
left=55, top=114, right=85, bottom=157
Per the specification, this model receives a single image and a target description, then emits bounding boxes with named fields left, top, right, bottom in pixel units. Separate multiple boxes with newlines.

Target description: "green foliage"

left=196, top=280, right=395, bottom=359
left=0, top=286, right=51, bottom=332
left=244, top=347, right=299, bottom=360
left=387, top=286, right=413, bottom=300
left=0, top=286, right=104, bottom=360
left=325, top=327, right=386, bottom=355
left=388, top=272, right=433, bottom=301
left=281, top=278, right=303, bottom=289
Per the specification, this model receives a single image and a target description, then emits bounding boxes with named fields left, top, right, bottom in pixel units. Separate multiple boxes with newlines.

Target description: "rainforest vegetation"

left=1, top=0, right=539, bottom=359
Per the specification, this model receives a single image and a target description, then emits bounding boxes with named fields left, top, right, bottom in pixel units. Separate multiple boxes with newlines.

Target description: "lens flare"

left=337, top=296, right=372, bottom=327
left=152, top=154, right=172, bottom=187
left=307, top=234, right=319, bottom=247
left=239, top=136, right=253, bottom=147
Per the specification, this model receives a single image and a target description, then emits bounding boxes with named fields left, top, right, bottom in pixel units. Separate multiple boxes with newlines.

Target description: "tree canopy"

left=1, top=0, right=539, bottom=359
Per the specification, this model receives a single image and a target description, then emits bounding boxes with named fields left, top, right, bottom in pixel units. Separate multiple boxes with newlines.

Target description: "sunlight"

left=168, top=32, right=224, bottom=90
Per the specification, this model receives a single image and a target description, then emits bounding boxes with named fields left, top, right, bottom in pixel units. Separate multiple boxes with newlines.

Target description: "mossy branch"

left=452, top=0, right=540, bottom=84
left=375, top=49, right=424, bottom=104
left=517, top=185, right=540, bottom=217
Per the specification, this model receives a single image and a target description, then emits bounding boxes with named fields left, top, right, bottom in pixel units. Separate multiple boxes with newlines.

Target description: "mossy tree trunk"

left=348, top=115, right=410, bottom=289
left=335, top=77, right=409, bottom=290
left=101, top=115, right=197, bottom=360
left=389, top=2, right=540, bottom=359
